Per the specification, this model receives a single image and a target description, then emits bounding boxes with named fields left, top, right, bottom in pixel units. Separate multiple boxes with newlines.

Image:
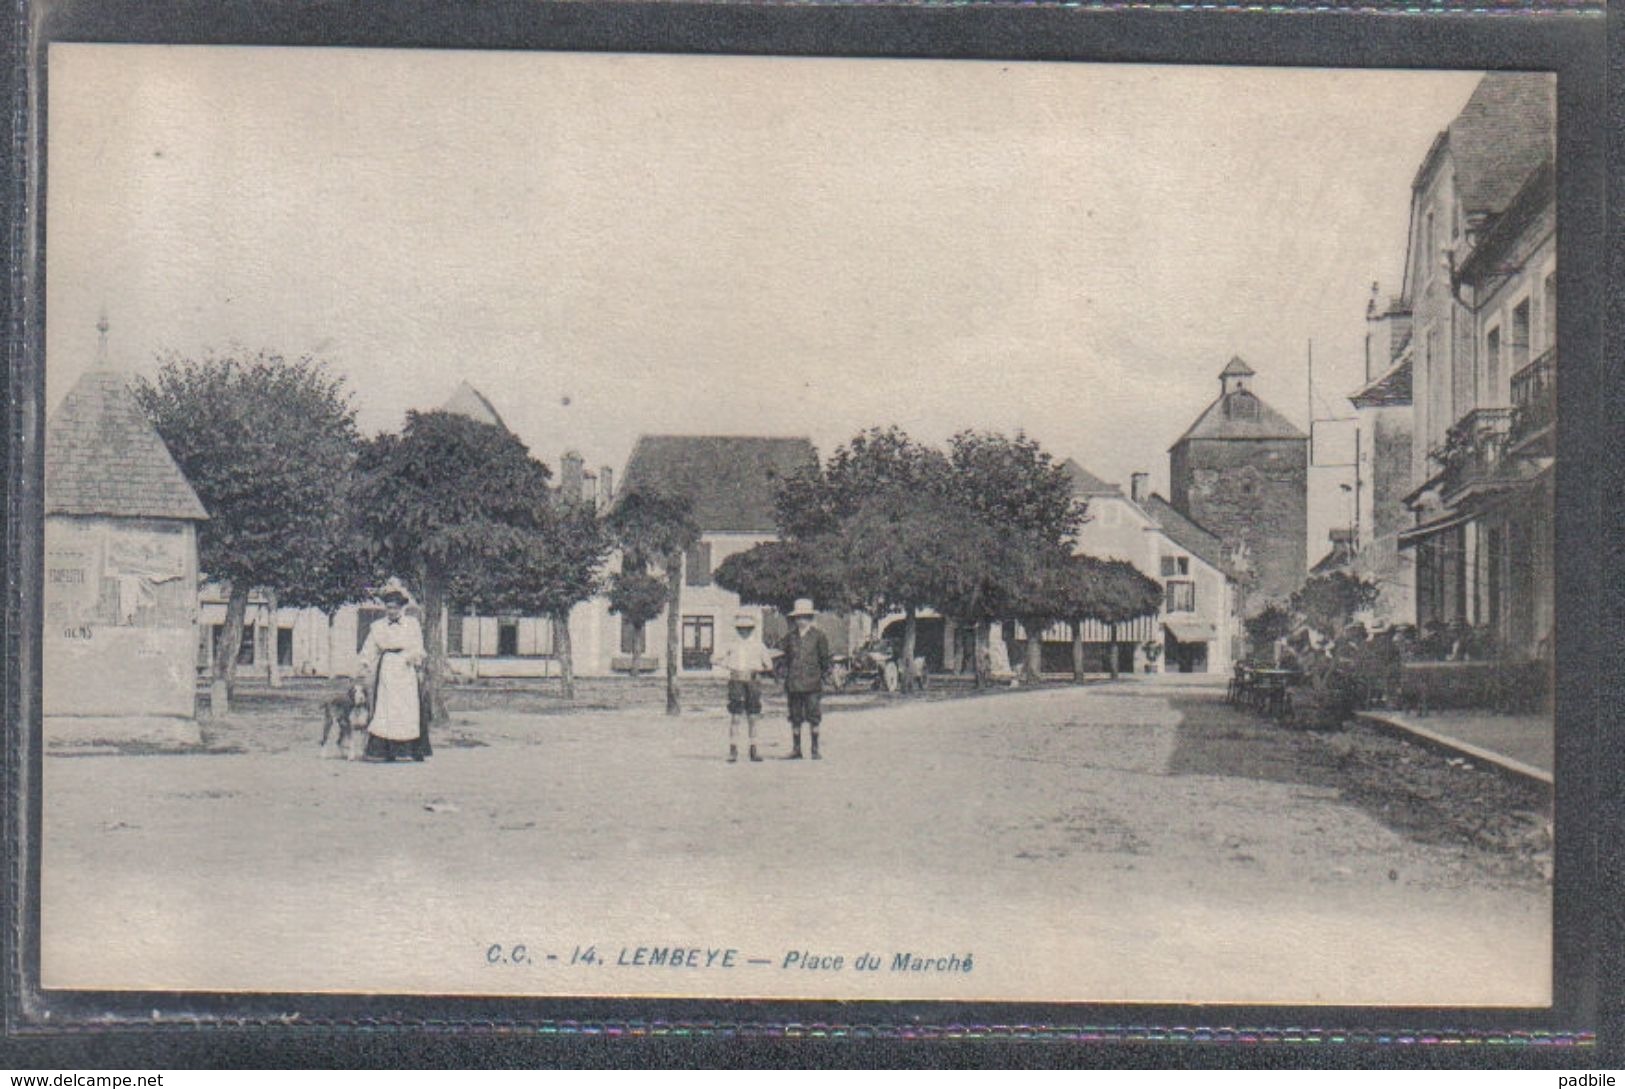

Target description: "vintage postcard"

left=34, top=44, right=1562, bottom=1010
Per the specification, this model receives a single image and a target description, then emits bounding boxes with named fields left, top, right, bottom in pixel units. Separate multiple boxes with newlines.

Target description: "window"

left=681, top=615, right=715, bottom=671
left=277, top=627, right=294, bottom=668
left=1485, top=326, right=1501, bottom=405
left=620, top=618, right=646, bottom=656
left=238, top=624, right=257, bottom=666
left=1511, top=299, right=1531, bottom=374
left=498, top=619, right=519, bottom=657
left=446, top=613, right=464, bottom=655
left=1543, top=271, right=1557, bottom=350
left=1160, top=555, right=1189, bottom=578
left=685, top=541, right=713, bottom=587
left=1165, top=580, right=1196, bottom=614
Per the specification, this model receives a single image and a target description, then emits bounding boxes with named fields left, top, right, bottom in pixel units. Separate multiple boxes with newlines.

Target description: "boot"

left=789, top=727, right=803, bottom=759
left=728, top=744, right=738, bottom=764
left=749, top=745, right=762, bottom=763
left=810, top=728, right=821, bottom=760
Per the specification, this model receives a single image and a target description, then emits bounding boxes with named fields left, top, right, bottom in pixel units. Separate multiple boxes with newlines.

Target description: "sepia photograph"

left=36, top=44, right=1559, bottom=1009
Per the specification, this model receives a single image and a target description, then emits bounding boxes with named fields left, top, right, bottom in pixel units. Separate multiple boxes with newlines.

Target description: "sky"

left=46, top=45, right=1483, bottom=562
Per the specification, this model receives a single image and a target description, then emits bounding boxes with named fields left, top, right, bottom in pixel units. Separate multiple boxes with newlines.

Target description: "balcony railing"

left=1510, top=346, right=1556, bottom=446
left=1428, top=406, right=1517, bottom=499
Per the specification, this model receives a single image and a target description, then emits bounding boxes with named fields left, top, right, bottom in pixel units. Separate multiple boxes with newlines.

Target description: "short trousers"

left=727, top=679, right=763, bottom=716
left=787, top=690, right=822, bottom=727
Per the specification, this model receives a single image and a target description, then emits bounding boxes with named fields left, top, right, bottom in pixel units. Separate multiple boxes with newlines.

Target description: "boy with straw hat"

left=718, top=612, right=776, bottom=763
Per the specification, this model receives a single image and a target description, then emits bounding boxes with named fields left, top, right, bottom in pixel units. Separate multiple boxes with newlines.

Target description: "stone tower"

left=1169, top=357, right=1308, bottom=615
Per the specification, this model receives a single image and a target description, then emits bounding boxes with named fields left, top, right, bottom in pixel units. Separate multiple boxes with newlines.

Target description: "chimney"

left=581, top=469, right=598, bottom=506
left=1130, top=472, right=1149, bottom=504
left=598, top=465, right=614, bottom=510
left=560, top=450, right=585, bottom=501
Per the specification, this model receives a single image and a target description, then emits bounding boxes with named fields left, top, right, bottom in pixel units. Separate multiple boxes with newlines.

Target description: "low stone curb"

left=1354, top=710, right=1552, bottom=787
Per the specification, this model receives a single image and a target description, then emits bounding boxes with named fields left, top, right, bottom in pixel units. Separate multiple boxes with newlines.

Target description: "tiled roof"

left=1061, top=458, right=1123, bottom=498
left=1171, top=388, right=1307, bottom=446
left=46, top=370, right=208, bottom=521
left=441, top=381, right=509, bottom=431
left=1141, top=493, right=1228, bottom=575
left=1446, top=73, right=1555, bottom=216
left=619, top=435, right=818, bottom=533
left=1350, top=355, right=1413, bottom=409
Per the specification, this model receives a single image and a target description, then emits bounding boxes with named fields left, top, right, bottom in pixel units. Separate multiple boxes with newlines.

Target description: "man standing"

left=719, top=612, right=775, bottom=764
left=780, top=598, right=832, bottom=760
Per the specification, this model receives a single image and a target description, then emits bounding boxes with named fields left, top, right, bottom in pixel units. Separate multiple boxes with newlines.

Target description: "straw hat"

left=789, top=598, right=817, bottom=618
left=733, top=613, right=757, bottom=629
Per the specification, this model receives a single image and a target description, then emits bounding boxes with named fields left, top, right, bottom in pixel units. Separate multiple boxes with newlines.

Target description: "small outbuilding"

left=44, top=362, right=209, bottom=742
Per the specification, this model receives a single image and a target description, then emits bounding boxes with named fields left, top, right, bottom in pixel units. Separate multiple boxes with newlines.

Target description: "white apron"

left=360, top=615, right=425, bottom=742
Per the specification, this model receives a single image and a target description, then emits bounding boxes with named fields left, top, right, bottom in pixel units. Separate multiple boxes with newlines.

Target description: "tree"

left=1290, top=572, right=1379, bottom=638
left=713, top=540, right=850, bottom=616
left=354, top=410, right=554, bottom=726
left=605, top=570, right=668, bottom=676
left=606, top=489, right=701, bottom=716
left=1244, top=603, right=1295, bottom=665
left=134, top=350, right=360, bottom=711
left=772, top=429, right=954, bottom=693
left=942, top=430, right=1083, bottom=686
left=456, top=497, right=611, bottom=700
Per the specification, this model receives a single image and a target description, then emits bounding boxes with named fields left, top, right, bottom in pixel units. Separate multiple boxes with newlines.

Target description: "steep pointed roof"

left=1219, top=356, right=1255, bottom=378
left=619, top=435, right=818, bottom=534
left=46, top=370, right=208, bottom=521
left=1061, top=458, right=1123, bottom=498
left=1171, top=387, right=1307, bottom=446
left=440, top=381, right=509, bottom=431
left=1445, top=72, right=1555, bottom=217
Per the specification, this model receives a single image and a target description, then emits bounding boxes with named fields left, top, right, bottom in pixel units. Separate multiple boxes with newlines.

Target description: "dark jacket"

left=780, top=625, right=833, bottom=694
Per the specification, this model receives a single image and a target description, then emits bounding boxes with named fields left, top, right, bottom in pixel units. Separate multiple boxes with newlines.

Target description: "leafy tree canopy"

left=354, top=410, right=554, bottom=584
left=134, top=350, right=360, bottom=595
left=606, top=489, right=701, bottom=571
left=945, top=429, right=1082, bottom=549
left=452, top=497, right=611, bottom=619
left=712, top=540, right=851, bottom=616
left=1290, top=572, right=1380, bottom=636
left=606, top=569, right=670, bottom=630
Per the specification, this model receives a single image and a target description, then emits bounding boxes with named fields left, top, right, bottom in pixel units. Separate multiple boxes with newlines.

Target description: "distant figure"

left=359, top=580, right=429, bottom=762
left=719, top=612, right=775, bottom=764
left=779, top=598, right=832, bottom=760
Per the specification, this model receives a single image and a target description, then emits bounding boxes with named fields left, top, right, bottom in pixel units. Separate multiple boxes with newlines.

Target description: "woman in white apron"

left=359, top=584, right=429, bottom=761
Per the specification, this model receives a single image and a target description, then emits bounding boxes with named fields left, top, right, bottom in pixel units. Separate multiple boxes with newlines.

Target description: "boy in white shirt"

left=719, top=613, right=777, bottom=763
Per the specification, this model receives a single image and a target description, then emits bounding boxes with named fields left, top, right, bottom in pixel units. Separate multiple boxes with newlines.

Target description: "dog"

left=319, top=678, right=371, bottom=761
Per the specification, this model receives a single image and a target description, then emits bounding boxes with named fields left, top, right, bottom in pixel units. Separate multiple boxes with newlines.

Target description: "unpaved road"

left=43, top=677, right=1549, bottom=1005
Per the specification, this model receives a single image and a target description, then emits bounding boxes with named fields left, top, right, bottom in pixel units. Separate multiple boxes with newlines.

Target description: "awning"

left=1397, top=511, right=1473, bottom=549
left=1163, top=619, right=1216, bottom=644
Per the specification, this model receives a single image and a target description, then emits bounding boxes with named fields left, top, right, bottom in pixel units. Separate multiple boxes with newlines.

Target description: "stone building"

left=45, top=361, right=208, bottom=740
left=1398, top=72, right=1556, bottom=658
left=1168, top=357, right=1308, bottom=616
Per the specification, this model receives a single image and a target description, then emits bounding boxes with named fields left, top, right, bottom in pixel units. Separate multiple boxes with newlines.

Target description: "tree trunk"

left=1071, top=620, right=1086, bottom=684
left=418, top=562, right=449, bottom=727
left=553, top=610, right=575, bottom=701
left=265, top=589, right=281, bottom=687
left=1022, top=617, right=1045, bottom=683
left=211, top=582, right=251, bottom=713
left=901, top=604, right=919, bottom=695
left=1108, top=621, right=1120, bottom=679
left=664, top=552, right=682, bottom=716
left=973, top=620, right=991, bottom=690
